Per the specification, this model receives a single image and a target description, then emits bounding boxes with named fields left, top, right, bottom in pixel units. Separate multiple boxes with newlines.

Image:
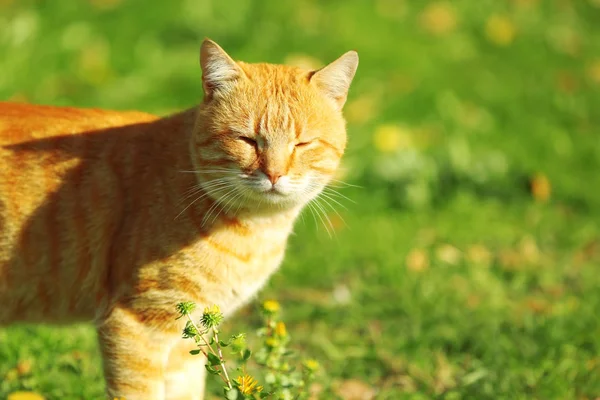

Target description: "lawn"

left=1, top=0, right=600, bottom=399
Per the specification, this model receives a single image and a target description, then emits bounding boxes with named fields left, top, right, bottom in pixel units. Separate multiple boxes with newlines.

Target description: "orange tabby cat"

left=0, top=39, right=358, bottom=399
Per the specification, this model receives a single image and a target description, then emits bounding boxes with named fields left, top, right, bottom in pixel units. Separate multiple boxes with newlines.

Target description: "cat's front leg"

left=97, top=305, right=176, bottom=400
left=165, top=340, right=206, bottom=400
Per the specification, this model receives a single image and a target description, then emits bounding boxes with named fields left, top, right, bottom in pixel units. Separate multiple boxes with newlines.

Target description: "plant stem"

left=266, top=317, right=273, bottom=336
left=184, top=313, right=230, bottom=386
left=185, top=314, right=219, bottom=357
left=214, top=329, right=233, bottom=389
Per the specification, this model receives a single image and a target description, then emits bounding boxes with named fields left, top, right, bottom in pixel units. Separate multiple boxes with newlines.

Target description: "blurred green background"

left=1, top=0, right=600, bottom=398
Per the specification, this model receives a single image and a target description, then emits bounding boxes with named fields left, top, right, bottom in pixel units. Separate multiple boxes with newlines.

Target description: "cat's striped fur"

left=0, top=39, right=358, bottom=399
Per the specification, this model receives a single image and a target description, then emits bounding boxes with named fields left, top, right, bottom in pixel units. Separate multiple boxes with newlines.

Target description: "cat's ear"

left=309, top=51, right=359, bottom=109
left=200, top=39, right=243, bottom=99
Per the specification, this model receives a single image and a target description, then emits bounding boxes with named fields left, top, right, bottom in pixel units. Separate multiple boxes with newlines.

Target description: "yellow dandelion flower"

left=485, top=15, right=516, bottom=47
left=530, top=173, right=551, bottom=202
left=262, top=300, right=280, bottom=313
left=303, top=359, right=320, bottom=372
left=203, top=304, right=221, bottom=315
left=406, top=249, right=429, bottom=272
left=16, top=360, right=32, bottom=376
left=275, top=321, right=287, bottom=337
left=7, top=393, right=45, bottom=400
left=235, top=374, right=263, bottom=395
left=419, top=2, right=457, bottom=36
left=373, top=124, right=413, bottom=153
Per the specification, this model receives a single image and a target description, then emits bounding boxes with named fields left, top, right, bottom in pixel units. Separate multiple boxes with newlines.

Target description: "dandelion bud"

left=201, top=304, right=224, bottom=328
left=175, top=301, right=196, bottom=317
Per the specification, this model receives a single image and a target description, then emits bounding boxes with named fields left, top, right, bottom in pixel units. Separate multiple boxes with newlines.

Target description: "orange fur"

left=0, top=39, right=358, bottom=399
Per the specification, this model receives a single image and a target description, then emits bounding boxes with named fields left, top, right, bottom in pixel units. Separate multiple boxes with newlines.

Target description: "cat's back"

left=0, top=102, right=159, bottom=225
left=0, top=103, right=159, bottom=322
left=0, top=102, right=158, bottom=145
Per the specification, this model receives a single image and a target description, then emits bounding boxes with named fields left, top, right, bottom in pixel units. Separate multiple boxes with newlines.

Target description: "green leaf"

left=241, top=349, right=252, bottom=362
left=207, top=353, right=221, bottom=366
left=230, top=334, right=247, bottom=352
left=224, top=388, right=239, bottom=400
left=205, top=364, right=220, bottom=375
left=189, top=349, right=201, bottom=355
left=219, top=339, right=230, bottom=347
left=253, top=349, right=268, bottom=365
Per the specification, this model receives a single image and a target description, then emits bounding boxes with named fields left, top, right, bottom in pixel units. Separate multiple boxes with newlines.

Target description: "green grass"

left=1, top=0, right=600, bottom=398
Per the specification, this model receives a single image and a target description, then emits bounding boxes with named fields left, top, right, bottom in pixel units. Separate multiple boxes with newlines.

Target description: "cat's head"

left=191, top=39, right=358, bottom=214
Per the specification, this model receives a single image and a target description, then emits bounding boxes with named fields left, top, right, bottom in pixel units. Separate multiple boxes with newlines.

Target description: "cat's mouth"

left=248, top=185, right=296, bottom=205
left=237, top=174, right=311, bottom=206
left=265, top=187, right=286, bottom=195
left=256, top=188, right=290, bottom=203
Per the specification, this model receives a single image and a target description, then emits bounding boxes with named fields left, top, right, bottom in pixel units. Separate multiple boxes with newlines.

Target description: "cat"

left=0, top=39, right=358, bottom=399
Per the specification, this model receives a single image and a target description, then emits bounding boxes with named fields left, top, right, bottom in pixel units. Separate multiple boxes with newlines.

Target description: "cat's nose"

left=265, top=171, right=282, bottom=186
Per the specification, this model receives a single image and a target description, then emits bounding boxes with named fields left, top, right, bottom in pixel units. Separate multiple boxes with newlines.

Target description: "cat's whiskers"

left=297, top=181, right=325, bottom=235
left=201, top=196, right=227, bottom=227
left=322, top=186, right=355, bottom=204
left=178, top=167, right=240, bottom=174
left=316, top=193, right=347, bottom=232
left=297, top=178, right=356, bottom=237
left=177, top=183, right=232, bottom=212
left=178, top=178, right=235, bottom=205
left=318, top=190, right=348, bottom=211
left=176, top=182, right=235, bottom=220
left=201, top=185, right=240, bottom=227
left=313, top=197, right=335, bottom=236
left=217, top=190, right=247, bottom=224
left=234, top=186, right=254, bottom=216
left=209, top=187, right=245, bottom=224
left=327, top=178, right=362, bottom=189
left=306, top=201, right=330, bottom=236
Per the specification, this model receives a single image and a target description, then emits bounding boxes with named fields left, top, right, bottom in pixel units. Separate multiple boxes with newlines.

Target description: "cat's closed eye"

left=295, top=140, right=313, bottom=148
left=238, top=136, right=257, bottom=147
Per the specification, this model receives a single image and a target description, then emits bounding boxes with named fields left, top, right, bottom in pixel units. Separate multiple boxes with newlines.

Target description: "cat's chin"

left=250, top=190, right=297, bottom=206
left=239, top=189, right=307, bottom=212
left=262, top=191, right=298, bottom=205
